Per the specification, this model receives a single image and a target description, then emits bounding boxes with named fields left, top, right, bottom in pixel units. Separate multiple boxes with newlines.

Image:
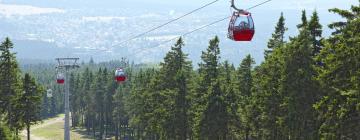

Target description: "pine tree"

left=163, top=38, right=191, bottom=139
left=0, top=124, right=15, bottom=140
left=99, top=68, right=108, bottom=138
left=297, top=10, right=308, bottom=29
left=237, top=55, right=256, bottom=140
left=81, top=67, right=95, bottom=134
left=196, top=36, right=228, bottom=139
left=237, top=55, right=255, bottom=98
left=190, top=37, right=222, bottom=139
left=253, top=27, right=288, bottom=140
left=140, top=38, right=192, bottom=139
left=90, top=68, right=106, bottom=138
left=18, top=73, right=42, bottom=140
left=308, top=10, right=323, bottom=56
left=49, top=95, right=57, bottom=117
left=126, top=69, right=157, bottom=139
left=0, top=37, right=22, bottom=135
left=40, top=93, right=49, bottom=118
left=280, top=27, right=320, bottom=139
left=104, top=69, right=118, bottom=138
left=75, top=74, right=82, bottom=127
left=113, top=84, right=127, bottom=140
left=89, top=57, right=95, bottom=65
left=199, top=81, right=228, bottom=140
left=315, top=2, right=360, bottom=139
left=69, top=73, right=79, bottom=127
left=266, top=12, right=287, bottom=57
left=327, top=3, right=359, bottom=35
left=219, top=61, right=238, bottom=139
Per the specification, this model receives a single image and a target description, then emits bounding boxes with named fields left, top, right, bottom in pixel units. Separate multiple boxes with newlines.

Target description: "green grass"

left=22, top=114, right=95, bottom=140
left=31, top=122, right=94, bottom=140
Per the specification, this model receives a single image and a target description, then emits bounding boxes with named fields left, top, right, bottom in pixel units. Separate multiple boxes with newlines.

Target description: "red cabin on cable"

left=57, top=73, right=65, bottom=84
left=228, top=11, right=255, bottom=41
left=115, top=68, right=127, bottom=83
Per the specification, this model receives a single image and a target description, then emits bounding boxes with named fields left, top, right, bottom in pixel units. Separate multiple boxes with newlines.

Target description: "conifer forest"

left=0, top=1, right=359, bottom=140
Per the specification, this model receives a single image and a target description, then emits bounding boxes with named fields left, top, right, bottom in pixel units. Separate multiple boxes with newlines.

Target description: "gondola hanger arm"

left=231, top=0, right=245, bottom=12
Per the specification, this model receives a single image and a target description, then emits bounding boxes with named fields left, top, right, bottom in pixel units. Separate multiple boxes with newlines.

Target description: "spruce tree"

left=126, top=69, right=157, bottom=139
left=18, top=73, right=42, bottom=140
left=315, top=2, right=360, bottom=139
left=81, top=67, right=93, bottom=133
left=297, top=10, right=308, bottom=29
left=113, top=84, right=127, bottom=140
left=237, top=55, right=256, bottom=140
left=40, top=93, right=49, bottom=118
left=199, top=81, right=228, bottom=140
left=266, top=12, right=287, bottom=57
left=0, top=124, right=15, bottom=140
left=197, top=36, right=228, bottom=139
left=170, top=38, right=192, bottom=140
left=49, top=95, right=57, bottom=117
left=219, top=61, right=238, bottom=139
left=308, top=10, right=323, bottom=56
left=327, top=4, right=358, bottom=35
left=280, top=27, right=320, bottom=139
left=253, top=28, right=287, bottom=140
left=69, top=73, right=78, bottom=127
left=0, top=37, right=22, bottom=134
left=91, top=68, right=106, bottom=139
left=190, top=37, right=221, bottom=139
left=104, top=69, right=118, bottom=138
left=237, top=55, right=255, bottom=98
left=144, top=38, right=192, bottom=139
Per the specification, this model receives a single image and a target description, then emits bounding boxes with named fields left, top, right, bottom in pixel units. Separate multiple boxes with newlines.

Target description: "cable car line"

left=119, top=16, right=231, bottom=59
left=111, top=0, right=220, bottom=48
left=182, top=16, right=231, bottom=37
left=245, top=0, right=272, bottom=11
left=88, top=0, right=273, bottom=58
left=121, top=0, right=273, bottom=58
left=99, top=0, right=274, bottom=84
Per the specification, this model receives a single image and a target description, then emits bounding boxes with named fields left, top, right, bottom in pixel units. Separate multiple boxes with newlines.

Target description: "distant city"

left=0, top=0, right=355, bottom=65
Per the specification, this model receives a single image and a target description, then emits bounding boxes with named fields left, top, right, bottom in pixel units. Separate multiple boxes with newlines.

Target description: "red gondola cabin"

left=57, top=73, right=65, bottom=84
left=228, top=11, right=255, bottom=41
left=115, top=68, right=126, bottom=83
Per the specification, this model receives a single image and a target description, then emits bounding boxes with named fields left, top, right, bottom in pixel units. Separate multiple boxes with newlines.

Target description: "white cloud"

left=0, top=3, right=65, bottom=17
left=82, top=16, right=127, bottom=23
left=138, top=13, right=161, bottom=18
left=145, top=35, right=179, bottom=41
left=169, top=10, right=175, bottom=16
left=267, top=0, right=358, bottom=10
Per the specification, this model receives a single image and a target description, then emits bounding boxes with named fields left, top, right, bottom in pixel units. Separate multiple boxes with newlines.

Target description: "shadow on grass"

left=72, top=127, right=96, bottom=140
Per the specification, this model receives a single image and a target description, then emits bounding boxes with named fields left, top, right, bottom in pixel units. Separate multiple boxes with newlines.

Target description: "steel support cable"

left=111, top=0, right=220, bottom=48
left=245, top=0, right=272, bottom=11
left=121, top=0, right=273, bottom=58
left=122, top=16, right=231, bottom=58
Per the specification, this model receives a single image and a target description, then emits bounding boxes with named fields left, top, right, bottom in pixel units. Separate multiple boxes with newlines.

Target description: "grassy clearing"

left=21, top=114, right=95, bottom=140
left=31, top=122, right=94, bottom=140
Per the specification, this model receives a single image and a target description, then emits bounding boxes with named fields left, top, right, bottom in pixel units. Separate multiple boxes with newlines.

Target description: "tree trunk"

left=99, top=115, right=104, bottom=140
left=115, top=124, right=119, bottom=140
left=27, top=124, right=30, bottom=140
left=245, top=128, right=249, bottom=140
left=92, top=118, right=95, bottom=137
left=81, top=111, right=84, bottom=126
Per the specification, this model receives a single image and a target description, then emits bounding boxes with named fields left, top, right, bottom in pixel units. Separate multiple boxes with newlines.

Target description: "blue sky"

left=1, top=0, right=358, bottom=10
left=0, top=0, right=358, bottom=63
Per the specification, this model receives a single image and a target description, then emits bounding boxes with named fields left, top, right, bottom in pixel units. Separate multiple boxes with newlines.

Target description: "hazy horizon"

left=0, top=0, right=358, bottom=65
